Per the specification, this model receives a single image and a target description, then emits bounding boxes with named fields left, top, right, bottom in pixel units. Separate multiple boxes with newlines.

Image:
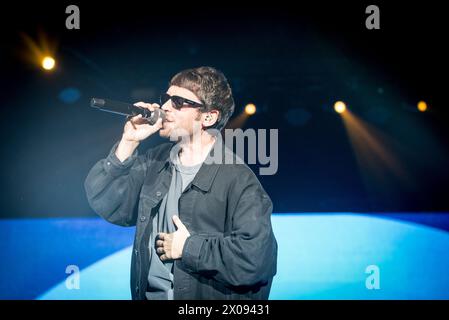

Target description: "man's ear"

left=203, top=110, right=220, bottom=128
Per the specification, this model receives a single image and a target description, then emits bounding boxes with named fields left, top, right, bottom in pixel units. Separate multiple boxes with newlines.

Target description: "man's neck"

left=178, top=131, right=216, bottom=167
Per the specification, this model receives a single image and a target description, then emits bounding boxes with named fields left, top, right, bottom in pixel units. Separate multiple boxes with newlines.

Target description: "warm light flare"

left=42, top=56, right=56, bottom=70
left=245, top=104, right=256, bottom=115
left=417, top=101, right=427, bottom=112
left=334, top=101, right=347, bottom=114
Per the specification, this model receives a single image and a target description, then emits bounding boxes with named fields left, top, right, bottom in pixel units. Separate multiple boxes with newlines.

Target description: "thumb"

left=172, top=215, right=186, bottom=230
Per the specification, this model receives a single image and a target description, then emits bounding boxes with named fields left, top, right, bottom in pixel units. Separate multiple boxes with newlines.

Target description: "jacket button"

left=156, top=191, right=162, bottom=197
left=134, top=249, right=138, bottom=256
left=140, top=216, right=146, bottom=222
left=106, top=162, right=111, bottom=166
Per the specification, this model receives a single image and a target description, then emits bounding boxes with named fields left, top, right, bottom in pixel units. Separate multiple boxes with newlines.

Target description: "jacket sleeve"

left=181, top=171, right=278, bottom=287
left=84, top=141, right=147, bottom=227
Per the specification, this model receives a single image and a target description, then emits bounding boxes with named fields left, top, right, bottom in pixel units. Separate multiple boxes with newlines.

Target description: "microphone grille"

left=147, top=108, right=166, bottom=125
left=156, top=108, right=166, bottom=122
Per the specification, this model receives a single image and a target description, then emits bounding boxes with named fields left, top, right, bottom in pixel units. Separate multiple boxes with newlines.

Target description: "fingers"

left=129, top=114, right=142, bottom=121
left=159, top=254, right=168, bottom=261
left=156, top=242, right=169, bottom=261
left=134, top=102, right=150, bottom=109
left=134, top=102, right=160, bottom=112
left=127, top=114, right=142, bottom=129
left=150, top=103, right=161, bottom=111
left=128, top=113, right=159, bottom=128
left=156, top=234, right=170, bottom=260
left=155, top=236, right=165, bottom=254
left=132, top=102, right=163, bottom=128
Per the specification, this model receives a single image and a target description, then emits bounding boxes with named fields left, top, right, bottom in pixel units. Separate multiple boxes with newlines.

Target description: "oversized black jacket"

left=84, top=140, right=278, bottom=300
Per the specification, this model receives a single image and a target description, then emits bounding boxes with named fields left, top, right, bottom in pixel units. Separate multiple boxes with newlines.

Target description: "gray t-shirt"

left=145, top=149, right=202, bottom=300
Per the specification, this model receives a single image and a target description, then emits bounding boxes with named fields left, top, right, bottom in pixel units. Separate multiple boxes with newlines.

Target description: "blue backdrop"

left=2, top=213, right=449, bottom=300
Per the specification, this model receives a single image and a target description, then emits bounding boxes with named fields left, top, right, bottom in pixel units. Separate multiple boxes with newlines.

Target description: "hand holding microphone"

left=90, top=98, right=166, bottom=126
left=114, top=102, right=163, bottom=162
left=90, top=97, right=167, bottom=162
left=122, top=102, right=163, bottom=143
left=90, top=97, right=168, bottom=161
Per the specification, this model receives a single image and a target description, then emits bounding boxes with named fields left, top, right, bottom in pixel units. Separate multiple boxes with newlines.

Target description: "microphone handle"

left=90, top=98, right=164, bottom=125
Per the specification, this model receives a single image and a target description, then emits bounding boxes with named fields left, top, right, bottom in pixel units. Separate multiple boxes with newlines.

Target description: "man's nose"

left=161, top=101, right=172, bottom=111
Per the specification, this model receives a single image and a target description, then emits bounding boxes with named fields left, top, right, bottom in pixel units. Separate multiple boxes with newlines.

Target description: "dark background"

left=1, top=1, right=448, bottom=218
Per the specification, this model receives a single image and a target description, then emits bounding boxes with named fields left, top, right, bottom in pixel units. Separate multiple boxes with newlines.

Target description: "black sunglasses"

left=160, top=93, right=204, bottom=110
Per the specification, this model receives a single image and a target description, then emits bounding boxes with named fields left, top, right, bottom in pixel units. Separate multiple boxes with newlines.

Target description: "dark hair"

left=169, top=66, right=235, bottom=130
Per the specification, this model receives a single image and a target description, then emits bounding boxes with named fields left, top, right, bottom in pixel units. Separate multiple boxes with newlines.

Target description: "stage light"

left=245, top=103, right=256, bottom=115
left=417, top=101, right=427, bottom=112
left=42, top=56, right=55, bottom=71
left=334, top=101, right=347, bottom=114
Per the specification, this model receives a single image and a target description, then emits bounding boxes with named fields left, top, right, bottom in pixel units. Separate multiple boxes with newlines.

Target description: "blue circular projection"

left=18, top=214, right=448, bottom=300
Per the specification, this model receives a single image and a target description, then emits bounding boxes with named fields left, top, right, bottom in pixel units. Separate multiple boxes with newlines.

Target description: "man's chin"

left=159, top=130, right=180, bottom=142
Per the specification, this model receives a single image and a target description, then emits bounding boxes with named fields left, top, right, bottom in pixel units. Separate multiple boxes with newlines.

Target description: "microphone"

left=90, top=98, right=166, bottom=125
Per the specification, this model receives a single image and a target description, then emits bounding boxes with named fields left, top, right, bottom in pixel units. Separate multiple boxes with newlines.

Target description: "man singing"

left=84, top=66, right=278, bottom=300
